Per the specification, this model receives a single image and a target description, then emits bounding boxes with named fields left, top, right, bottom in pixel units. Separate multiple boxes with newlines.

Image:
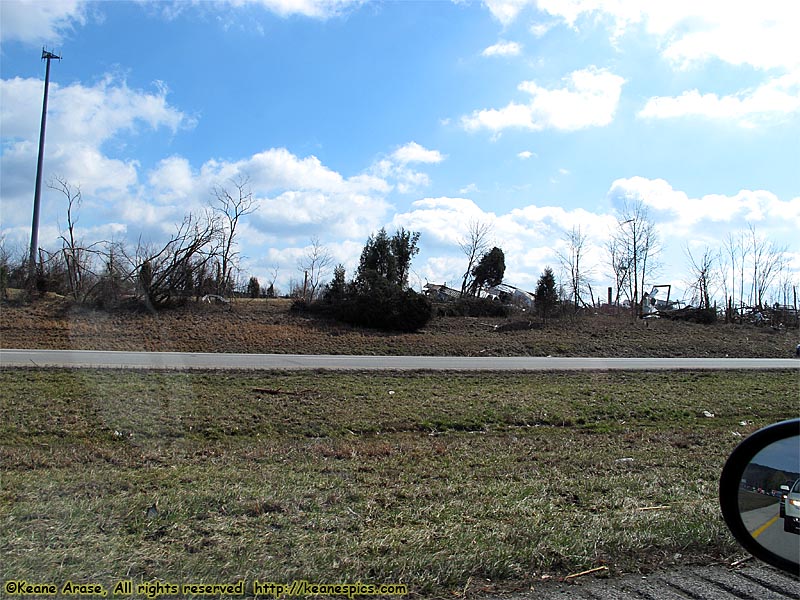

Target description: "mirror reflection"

left=738, top=435, right=800, bottom=564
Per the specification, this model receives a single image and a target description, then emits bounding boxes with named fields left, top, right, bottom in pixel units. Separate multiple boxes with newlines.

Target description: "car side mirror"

left=719, top=419, right=800, bottom=576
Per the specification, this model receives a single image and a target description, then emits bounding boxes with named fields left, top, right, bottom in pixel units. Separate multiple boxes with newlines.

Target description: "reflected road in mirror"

left=738, top=436, right=800, bottom=564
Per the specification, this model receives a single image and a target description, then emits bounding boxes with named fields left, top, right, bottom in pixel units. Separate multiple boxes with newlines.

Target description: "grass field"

left=2, top=367, right=798, bottom=598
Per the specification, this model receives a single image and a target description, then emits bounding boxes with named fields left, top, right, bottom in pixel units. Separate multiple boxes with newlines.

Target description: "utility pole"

left=28, top=48, right=61, bottom=285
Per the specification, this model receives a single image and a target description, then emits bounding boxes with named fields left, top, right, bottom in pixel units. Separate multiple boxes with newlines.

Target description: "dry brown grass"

left=1, top=296, right=796, bottom=357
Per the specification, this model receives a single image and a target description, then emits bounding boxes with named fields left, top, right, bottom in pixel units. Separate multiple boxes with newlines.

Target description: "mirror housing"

left=719, top=419, right=800, bottom=576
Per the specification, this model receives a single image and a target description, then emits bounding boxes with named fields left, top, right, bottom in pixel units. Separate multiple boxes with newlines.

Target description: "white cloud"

left=224, top=0, right=362, bottom=19
left=147, top=147, right=393, bottom=241
left=390, top=142, right=445, bottom=164
left=517, top=150, right=536, bottom=159
left=461, top=66, right=625, bottom=132
left=0, top=0, right=87, bottom=45
left=0, top=75, right=192, bottom=235
left=482, top=0, right=535, bottom=26
left=392, top=196, right=618, bottom=290
left=639, top=72, right=800, bottom=125
left=608, top=176, right=800, bottom=234
left=482, top=40, right=522, bottom=57
left=534, top=1, right=800, bottom=72
left=530, top=21, right=556, bottom=37
left=369, top=142, right=444, bottom=194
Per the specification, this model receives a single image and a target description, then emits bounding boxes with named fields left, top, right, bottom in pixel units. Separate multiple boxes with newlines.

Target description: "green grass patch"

left=1, top=369, right=797, bottom=597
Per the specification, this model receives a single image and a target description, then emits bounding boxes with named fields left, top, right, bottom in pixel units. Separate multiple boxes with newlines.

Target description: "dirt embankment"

left=1, top=297, right=797, bottom=358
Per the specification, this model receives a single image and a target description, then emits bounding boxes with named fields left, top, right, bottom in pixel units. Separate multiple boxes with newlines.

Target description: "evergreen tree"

left=535, top=266, right=558, bottom=322
left=357, top=227, right=420, bottom=289
left=469, top=247, right=505, bottom=295
left=247, top=276, right=261, bottom=299
left=325, top=264, right=347, bottom=302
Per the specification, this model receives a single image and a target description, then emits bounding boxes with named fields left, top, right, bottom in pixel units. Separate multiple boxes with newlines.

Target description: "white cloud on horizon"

left=608, top=177, right=800, bottom=235
left=638, top=72, right=800, bottom=126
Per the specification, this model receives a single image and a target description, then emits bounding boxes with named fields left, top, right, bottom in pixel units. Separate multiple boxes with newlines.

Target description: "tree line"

left=1, top=177, right=256, bottom=310
left=1, top=179, right=796, bottom=330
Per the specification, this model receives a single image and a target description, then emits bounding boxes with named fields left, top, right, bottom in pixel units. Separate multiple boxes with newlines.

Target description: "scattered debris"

left=703, top=410, right=715, bottom=418
left=615, top=457, right=634, bottom=463
left=252, top=388, right=310, bottom=396
left=731, top=555, right=754, bottom=568
left=146, top=503, right=158, bottom=518
left=494, top=320, right=542, bottom=332
left=638, top=505, right=670, bottom=512
left=564, top=566, right=609, bottom=581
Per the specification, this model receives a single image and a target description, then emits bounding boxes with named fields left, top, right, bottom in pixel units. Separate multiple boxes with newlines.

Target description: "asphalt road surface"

left=741, top=503, right=800, bottom=565
left=2, top=349, right=799, bottom=370
left=483, top=562, right=799, bottom=599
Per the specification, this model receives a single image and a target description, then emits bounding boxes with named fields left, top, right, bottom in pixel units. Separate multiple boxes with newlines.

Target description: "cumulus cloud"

left=220, top=0, right=362, bottom=19
left=0, top=75, right=193, bottom=241
left=517, top=150, right=536, bottom=159
left=389, top=177, right=798, bottom=296
left=0, top=0, right=88, bottom=45
left=482, top=40, right=522, bottom=57
left=482, top=0, right=535, bottom=26
left=461, top=66, right=625, bottom=133
left=638, top=72, right=800, bottom=125
left=369, top=142, right=444, bottom=194
left=608, top=176, right=800, bottom=235
left=390, top=141, right=445, bottom=165
left=483, top=2, right=799, bottom=74
left=391, top=195, right=618, bottom=290
left=147, top=147, right=393, bottom=242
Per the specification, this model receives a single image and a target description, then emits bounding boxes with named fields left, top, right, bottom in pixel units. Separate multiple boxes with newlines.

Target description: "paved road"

left=741, top=504, right=800, bottom=565
left=2, top=349, right=799, bottom=370
left=484, top=562, right=799, bottom=599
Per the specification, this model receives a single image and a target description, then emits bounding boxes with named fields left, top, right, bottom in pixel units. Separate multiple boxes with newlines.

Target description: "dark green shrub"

left=330, top=277, right=432, bottom=332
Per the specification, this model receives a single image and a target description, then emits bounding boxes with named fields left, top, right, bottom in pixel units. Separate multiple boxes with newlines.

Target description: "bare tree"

left=265, top=264, right=279, bottom=298
left=557, top=226, right=593, bottom=311
left=720, top=232, right=739, bottom=321
left=748, top=224, right=786, bottom=309
left=50, top=177, right=105, bottom=302
left=606, top=236, right=630, bottom=308
left=685, top=246, right=718, bottom=309
left=298, top=237, right=333, bottom=302
left=211, top=176, right=257, bottom=297
left=607, top=200, right=661, bottom=317
left=127, top=211, right=219, bottom=309
left=458, top=220, right=492, bottom=296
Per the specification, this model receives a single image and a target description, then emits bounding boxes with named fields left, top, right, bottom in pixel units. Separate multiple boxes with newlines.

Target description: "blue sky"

left=1, top=0, right=798, bottom=302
